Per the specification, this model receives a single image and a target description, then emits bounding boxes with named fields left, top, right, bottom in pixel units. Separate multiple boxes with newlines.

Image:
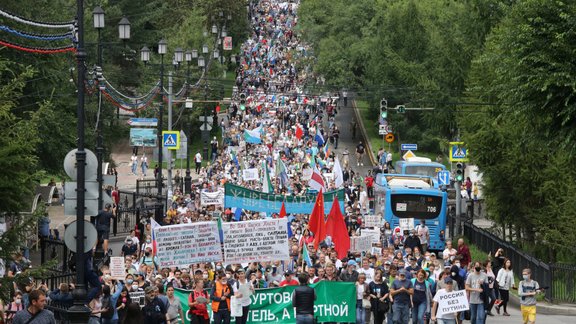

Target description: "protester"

left=210, top=273, right=233, bottom=324
left=188, top=279, right=210, bottom=324
left=496, top=258, right=514, bottom=316
left=292, top=273, right=316, bottom=324
left=96, top=203, right=116, bottom=255
left=431, top=277, right=458, bottom=324
left=12, top=289, right=56, bottom=324
left=232, top=268, right=254, bottom=324
left=390, top=269, right=413, bottom=324
left=465, top=261, right=488, bottom=324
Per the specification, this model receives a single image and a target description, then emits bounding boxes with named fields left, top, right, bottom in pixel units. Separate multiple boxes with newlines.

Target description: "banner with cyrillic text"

left=363, top=215, right=381, bottom=228
left=222, top=218, right=289, bottom=264
left=174, top=281, right=356, bottom=323
left=243, top=168, right=259, bottom=181
left=224, top=183, right=344, bottom=214
left=154, top=222, right=222, bottom=268
left=201, top=190, right=224, bottom=206
left=351, top=235, right=372, bottom=252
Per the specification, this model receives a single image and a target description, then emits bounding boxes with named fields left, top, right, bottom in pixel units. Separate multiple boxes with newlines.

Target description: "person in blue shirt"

left=390, top=269, right=414, bottom=324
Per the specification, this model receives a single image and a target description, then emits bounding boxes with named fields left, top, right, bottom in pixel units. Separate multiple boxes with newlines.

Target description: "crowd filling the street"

left=3, top=1, right=547, bottom=324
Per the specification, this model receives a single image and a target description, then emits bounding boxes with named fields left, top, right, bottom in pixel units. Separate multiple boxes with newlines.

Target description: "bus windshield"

left=390, top=194, right=443, bottom=219
left=404, top=165, right=444, bottom=178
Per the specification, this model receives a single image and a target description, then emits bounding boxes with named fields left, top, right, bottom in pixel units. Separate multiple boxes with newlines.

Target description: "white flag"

left=333, top=156, right=344, bottom=188
left=308, top=165, right=326, bottom=192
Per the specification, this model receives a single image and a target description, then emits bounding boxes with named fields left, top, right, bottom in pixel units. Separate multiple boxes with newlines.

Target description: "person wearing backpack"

left=232, top=268, right=255, bottom=324
left=411, top=270, right=433, bottom=324
left=101, top=281, right=124, bottom=324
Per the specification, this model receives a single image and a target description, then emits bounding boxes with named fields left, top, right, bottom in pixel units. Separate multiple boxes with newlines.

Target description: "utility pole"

left=167, top=71, right=173, bottom=198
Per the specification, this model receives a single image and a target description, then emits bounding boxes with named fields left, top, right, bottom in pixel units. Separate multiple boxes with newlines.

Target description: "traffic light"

left=455, top=162, right=464, bottom=182
left=397, top=105, right=406, bottom=113
left=380, top=98, right=388, bottom=119
left=239, top=93, right=246, bottom=111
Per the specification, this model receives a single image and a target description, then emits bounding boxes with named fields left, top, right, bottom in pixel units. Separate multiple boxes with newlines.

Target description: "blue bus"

left=395, top=157, right=447, bottom=185
left=374, top=174, right=448, bottom=251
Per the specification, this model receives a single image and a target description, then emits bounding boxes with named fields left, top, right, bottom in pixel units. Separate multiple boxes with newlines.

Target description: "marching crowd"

left=3, top=1, right=543, bottom=324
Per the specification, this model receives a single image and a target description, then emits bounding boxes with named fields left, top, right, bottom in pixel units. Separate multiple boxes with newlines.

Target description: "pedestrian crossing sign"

left=162, top=131, right=180, bottom=150
left=449, top=142, right=469, bottom=162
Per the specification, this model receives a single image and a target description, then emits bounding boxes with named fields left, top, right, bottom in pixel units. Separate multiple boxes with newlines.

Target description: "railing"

left=461, top=221, right=576, bottom=303
left=40, top=238, right=69, bottom=273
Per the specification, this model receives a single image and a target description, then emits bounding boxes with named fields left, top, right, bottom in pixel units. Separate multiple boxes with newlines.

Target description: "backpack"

left=101, top=296, right=114, bottom=319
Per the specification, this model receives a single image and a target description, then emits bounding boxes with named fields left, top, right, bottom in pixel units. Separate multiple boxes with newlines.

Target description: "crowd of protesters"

left=2, top=0, right=544, bottom=324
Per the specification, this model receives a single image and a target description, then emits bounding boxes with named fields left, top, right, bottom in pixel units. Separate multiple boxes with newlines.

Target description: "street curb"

left=508, top=292, right=576, bottom=316
left=351, top=99, right=377, bottom=166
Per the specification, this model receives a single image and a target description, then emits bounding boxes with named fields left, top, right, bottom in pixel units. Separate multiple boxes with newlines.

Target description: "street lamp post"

left=183, top=49, right=194, bottom=195
left=93, top=7, right=130, bottom=214
left=93, top=6, right=105, bottom=214
left=156, top=39, right=167, bottom=200
left=68, top=0, right=91, bottom=322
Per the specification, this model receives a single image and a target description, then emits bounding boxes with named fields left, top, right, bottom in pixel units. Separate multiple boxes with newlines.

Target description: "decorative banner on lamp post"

left=223, top=36, right=233, bottom=50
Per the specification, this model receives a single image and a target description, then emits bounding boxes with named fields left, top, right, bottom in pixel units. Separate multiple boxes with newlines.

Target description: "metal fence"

left=461, top=221, right=576, bottom=303
left=40, top=238, right=69, bottom=273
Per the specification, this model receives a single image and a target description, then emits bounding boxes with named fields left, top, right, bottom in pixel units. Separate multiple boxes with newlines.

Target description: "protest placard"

left=109, top=257, right=125, bottom=280
left=363, top=215, right=381, bottom=228
left=301, top=168, right=313, bottom=181
left=435, top=289, right=470, bottom=316
left=371, top=247, right=382, bottom=256
left=399, top=218, right=415, bottom=231
left=130, top=290, right=146, bottom=308
left=351, top=235, right=372, bottom=253
left=154, top=222, right=222, bottom=268
left=361, top=229, right=381, bottom=244
left=201, top=190, right=224, bottom=206
left=242, top=168, right=259, bottom=181
left=222, top=218, right=289, bottom=264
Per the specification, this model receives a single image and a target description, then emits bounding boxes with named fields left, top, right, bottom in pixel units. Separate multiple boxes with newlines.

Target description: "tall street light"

left=157, top=39, right=167, bottom=206
left=68, top=0, right=90, bottom=322
left=184, top=49, right=194, bottom=195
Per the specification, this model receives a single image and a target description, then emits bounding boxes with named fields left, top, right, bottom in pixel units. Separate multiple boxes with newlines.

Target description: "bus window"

left=390, top=194, right=442, bottom=219
left=404, top=166, right=440, bottom=178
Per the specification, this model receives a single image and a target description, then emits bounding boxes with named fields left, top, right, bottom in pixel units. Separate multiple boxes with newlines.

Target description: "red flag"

left=326, top=197, right=350, bottom=259
left=279, top=201, right=287, bottom=218
left=295, top=125, right=303, bottom=139
left=309, top=190, right=326, bottom=249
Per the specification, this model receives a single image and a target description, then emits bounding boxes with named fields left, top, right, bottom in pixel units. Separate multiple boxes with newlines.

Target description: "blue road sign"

left=128, top=118, right=158, bottom=127
left=401, top=143, right=418, bottom=151
left=438, top=171, right=451, bottom=186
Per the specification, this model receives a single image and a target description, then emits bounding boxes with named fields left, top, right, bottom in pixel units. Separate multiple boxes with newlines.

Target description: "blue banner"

left=224, top=183, right=345, bottom=215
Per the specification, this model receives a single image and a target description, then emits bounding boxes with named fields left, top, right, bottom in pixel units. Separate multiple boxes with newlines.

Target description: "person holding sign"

left=232, top=268, right=255, bottom=324
left=188, top=279, right=209, bottom=324
left=431, top=277, right=459, bottom=324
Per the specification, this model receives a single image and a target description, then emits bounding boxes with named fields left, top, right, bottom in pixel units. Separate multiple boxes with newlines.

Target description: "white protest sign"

left=361, top=228, right=381, bottom=244
left=201, top=190, right=224, bottom=206
left=399, top=218, right=415, bottom=231
left=242, top=168, right=259, bottom=181
left=109, top=257, right=125, bottom=280
left=301, top=168, right=313, bottom=181
left=436, top=289, right=470, bottom=316
left=222, top=218, right=289, bottom=264
left=371, top=247, right=382, bottom=256
left=130, top=290, right=146, bottom=308
left=351, top=235, right=372, bottom=253
left=154, top=222, right=222, bottom=268
left=364, top=215, right=381, bottom=228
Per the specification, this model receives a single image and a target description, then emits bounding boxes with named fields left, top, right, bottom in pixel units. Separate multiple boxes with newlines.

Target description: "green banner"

left=224, top=183, right=345, bottom=215
left=174, top=281, right=356, bottom=323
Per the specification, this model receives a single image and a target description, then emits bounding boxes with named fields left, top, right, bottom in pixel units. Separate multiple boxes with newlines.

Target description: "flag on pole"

left=308, top=165, right=326, bottom=192
left=326, top=196, right=350, bottom=259
left=302, top=244, right=313, bottom=267
left=295, top=124, right=303, bottom=139
left=262, top=161, right=273, bottom=193
left=151, top=218, right=161, bottom=254
left=275, top=159, right=290, bottom=188
left=279, top=201, right=293, bottom=237
left=309, top=190, right=326, bottom=249
left=279, top=201, right=287, bottom=218
left=333, top=156, right=344, bottom=188
left=230, top=149, right=240, bottom=168
left=244, top=126, right=262, bottom=144
left=232, top=207, right=243, bottom=221
left=314, top=128, right=325, bottom=146
left=216, top=216, right=224, bottom=243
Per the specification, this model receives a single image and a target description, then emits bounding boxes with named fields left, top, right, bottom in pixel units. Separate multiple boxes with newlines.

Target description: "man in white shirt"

left=443, top=241, right=457, bottom=263
left=417, top=220, right=430, bottom=252
left=194, top=152, right=202, bottom=174
left=357, top=258, right=375, bottom=284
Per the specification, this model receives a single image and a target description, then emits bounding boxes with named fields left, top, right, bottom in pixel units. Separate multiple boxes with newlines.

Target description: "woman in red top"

left=188, top=279, right=210, bottom=324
